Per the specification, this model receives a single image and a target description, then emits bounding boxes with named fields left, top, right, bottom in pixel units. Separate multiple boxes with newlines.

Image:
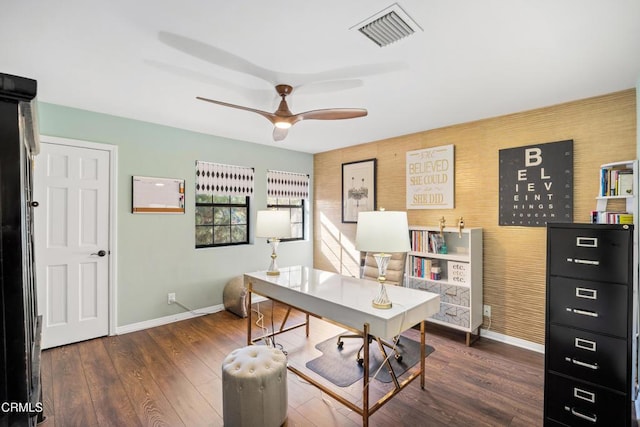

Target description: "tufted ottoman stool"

left=222, top=345, right=288, bottom=427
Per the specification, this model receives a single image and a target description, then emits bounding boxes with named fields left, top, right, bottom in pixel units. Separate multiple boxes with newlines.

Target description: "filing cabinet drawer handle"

left=566, top=407, right=597, bottom=423
left=565, top=357, right=599, bottom=370
left=576, top=237, right=598, bottom=248
left=575, top=338, right=596, bottom=352
left=574, top=387, right=596, bottom=403
left=573, top=258, right=600, bottom=266
left=575, top=287, right=597, bottom=300
left=445, top=291, right=457, bottom=296
left=566, top=307, right=598, bottom=318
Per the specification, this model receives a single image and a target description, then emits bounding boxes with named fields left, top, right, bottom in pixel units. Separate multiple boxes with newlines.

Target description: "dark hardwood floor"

left=40, top=302, right=545, bottom=426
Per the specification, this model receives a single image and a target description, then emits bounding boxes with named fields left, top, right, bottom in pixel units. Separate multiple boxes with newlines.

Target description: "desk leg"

left=362, top=323, right=370, bottom=427
left=246, top=287, right=252, bottom=346
left=280, top=307, right=292, bottom=332
left=420, top=320, right=425, bottom=390
left=375, top=338, right=400, bottom=389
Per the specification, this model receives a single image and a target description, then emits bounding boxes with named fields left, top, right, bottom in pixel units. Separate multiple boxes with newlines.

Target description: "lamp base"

left=371, top=269, right=393, bottom=309
left=372, top=300, right=392, bottom=309
left=265, top=238, right=281, bottom=276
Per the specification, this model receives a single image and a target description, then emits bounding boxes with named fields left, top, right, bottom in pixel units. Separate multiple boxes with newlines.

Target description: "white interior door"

left=34, top=141, right=111, bottom=349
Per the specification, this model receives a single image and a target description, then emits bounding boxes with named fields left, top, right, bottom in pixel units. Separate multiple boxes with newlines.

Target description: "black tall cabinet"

left=544, top=223, right=634, bottom=426
left=0, top=73, right=42, bottom=426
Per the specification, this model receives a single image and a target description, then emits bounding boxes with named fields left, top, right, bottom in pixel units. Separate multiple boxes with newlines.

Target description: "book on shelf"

left=429, top=232, right=445, bottom=254
left=618, top=171, right=634, bottom=196
left=410, top=230, right=448, bottom=254
left=410, top=230, right=428, bottom=253
left=601, top=166, right=634, bottom=196
left=411, top=256, right=432, bottom=278
left=590, top=210, right=634, bottom=224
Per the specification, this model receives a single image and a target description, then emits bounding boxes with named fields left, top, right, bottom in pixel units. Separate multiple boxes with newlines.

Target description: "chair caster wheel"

left=357, top=358, right=364, bottom=366
left=337, top=340, right=343, bottom=349
left=395, top=354, right=403, bottom=362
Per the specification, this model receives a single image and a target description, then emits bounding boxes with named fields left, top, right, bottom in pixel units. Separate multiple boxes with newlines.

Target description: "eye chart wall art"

left=499, top=140, right=573, bottom=226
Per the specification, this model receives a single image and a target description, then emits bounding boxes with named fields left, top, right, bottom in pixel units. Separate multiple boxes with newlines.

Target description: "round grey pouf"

left=222, top=345, right=288, bottom=427
left=223, top=276, right=247, bottom=318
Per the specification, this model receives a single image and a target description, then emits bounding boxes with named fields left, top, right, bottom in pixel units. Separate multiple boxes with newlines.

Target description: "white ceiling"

left=2, top=1, right=639, bottom=154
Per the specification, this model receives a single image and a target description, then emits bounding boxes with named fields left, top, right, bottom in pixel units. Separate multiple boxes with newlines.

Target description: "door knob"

left=91, top=250, right=107, bottom=257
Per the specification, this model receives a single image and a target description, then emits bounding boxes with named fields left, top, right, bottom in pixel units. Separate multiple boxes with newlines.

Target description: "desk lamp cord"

left=366, top=303, right=409, bottom=390
left=270, top=300, right=287, bottom=355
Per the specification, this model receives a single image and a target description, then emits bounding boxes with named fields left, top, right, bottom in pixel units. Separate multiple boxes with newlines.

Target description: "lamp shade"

left=355, top=210, right=410, bottom=253
left=255, top=210, right=291, bottom=239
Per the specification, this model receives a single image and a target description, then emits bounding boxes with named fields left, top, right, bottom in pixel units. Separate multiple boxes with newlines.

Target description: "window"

left=196, top=194, right=249, bottom=247
left=267, top=170, right=309, bottom=241
left=267, top=197, right=304, bottom=241
left=196, top=161, right=254, bottom=248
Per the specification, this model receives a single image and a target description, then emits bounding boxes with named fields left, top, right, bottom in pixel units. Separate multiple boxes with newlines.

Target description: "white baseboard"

left=480, top=328, right=545, bottom=354
left=116, top=304, right=225, bottom=335
left=115, top=296, right=269, bottom=335
left=115, top=301, right=544, bottom=355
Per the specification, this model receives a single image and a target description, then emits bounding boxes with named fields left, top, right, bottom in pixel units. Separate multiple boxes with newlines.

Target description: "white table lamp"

left=256, top=210, right=291, bottom=275
left=355, top=210, right=411, bottom=309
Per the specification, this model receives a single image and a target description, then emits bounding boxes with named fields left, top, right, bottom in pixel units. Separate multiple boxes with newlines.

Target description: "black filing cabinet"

left=544, top=223, right=633, bottom=426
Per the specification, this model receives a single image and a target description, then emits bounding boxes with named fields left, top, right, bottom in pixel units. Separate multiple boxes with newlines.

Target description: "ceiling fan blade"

left=159, top=32, right=278, bottom=85
left=196, top=96, right=277, bottom=125
left=294, top=79, right=363, bottom=95
left=297, top=108, right=368, bottom=121
left=146, top=60, right=274, bottom=99
left=159, top=32, right=406, bottom=88
left=273, top=126, right=289, bottom=141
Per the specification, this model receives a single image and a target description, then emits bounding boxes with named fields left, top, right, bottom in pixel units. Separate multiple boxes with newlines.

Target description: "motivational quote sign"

left=499, top=140, right=573, bottom=226
left=406, top=145, right=454, bottom=209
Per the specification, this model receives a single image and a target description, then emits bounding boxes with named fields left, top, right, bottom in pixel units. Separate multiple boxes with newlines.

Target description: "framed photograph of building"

left=342, top=158, right=376, bottom=223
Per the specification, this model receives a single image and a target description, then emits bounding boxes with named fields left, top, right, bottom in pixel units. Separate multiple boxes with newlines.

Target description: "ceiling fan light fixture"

left=275, top=121, right=292, bottom=129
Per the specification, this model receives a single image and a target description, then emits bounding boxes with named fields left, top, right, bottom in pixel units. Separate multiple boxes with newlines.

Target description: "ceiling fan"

left=196, top=84, right=368, bottom=141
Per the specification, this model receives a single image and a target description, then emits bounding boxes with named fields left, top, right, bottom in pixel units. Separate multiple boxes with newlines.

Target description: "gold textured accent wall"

left=313, top=89, right=637, bottom=345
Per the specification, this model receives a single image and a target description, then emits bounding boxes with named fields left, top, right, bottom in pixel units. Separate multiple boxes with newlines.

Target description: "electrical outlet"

left=168, top=293, right=176, bottom=305
left=483, top=304, right=491, bottom=317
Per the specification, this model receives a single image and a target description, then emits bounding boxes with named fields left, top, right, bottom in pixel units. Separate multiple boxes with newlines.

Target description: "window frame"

left=195, top=194, right=250, bottom=248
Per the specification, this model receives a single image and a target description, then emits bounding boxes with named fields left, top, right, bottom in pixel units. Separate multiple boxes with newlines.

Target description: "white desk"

left=244, top=266, right=440, bottom=427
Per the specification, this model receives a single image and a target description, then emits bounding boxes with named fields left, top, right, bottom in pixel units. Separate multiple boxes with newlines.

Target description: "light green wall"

left=37, top=103, right=314, bottom=327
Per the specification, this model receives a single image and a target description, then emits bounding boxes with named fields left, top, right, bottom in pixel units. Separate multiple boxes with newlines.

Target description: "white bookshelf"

left=595, top=160, right=637, bottom=219
left=405, top=226, right=483, bottom=346
left=593, top=159, right=639, bottom=399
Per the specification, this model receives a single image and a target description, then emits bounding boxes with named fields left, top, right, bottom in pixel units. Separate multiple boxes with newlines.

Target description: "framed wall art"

left=342, top=158, right=376, bottom=223
left=406, top=144, right=455, bottom=209
left=498, top=139, right=573, bottom=226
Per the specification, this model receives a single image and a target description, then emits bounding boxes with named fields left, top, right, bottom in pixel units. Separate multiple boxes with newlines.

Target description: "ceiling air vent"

left=352, top=3, right=422, bottom=47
